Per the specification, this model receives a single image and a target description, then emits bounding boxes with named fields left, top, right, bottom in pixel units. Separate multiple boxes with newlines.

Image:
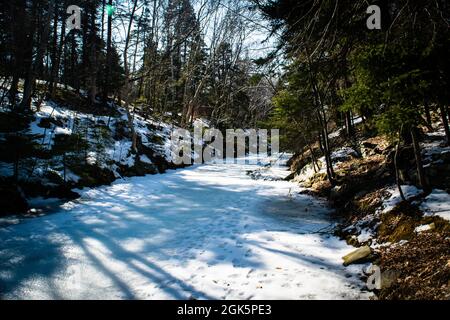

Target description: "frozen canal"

left=0, top=158, right=370, bottom=299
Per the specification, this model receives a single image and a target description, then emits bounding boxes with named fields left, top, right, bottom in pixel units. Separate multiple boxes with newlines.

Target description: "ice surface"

left=0, top=159, right=371, bottom=299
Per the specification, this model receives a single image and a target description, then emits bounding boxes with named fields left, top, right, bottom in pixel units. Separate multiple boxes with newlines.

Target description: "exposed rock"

left=361, top=137, right=392, bottom=157
left=331, top=147, right=359, bottom=163
left=381, top=269, right=401, bottom=289
left=70, top=164, right=116, bottom=187
left=345, top=235, right=360, bottom=247
left=38, top=117, right=64, bottom=129
left=46, top=185, right=80, bottom=200
left=424, top=161, right=450, bottom=189
left=362, top=141, right=378, bottom=149
left=0, top=184, right=28, bottom=216
left=284, top=172, right=295, bottom=181
left=329, top=185, right=344, bottom=202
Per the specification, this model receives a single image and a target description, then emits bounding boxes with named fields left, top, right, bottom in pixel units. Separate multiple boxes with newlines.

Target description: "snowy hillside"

left=0, top=88, right=184, bottom=215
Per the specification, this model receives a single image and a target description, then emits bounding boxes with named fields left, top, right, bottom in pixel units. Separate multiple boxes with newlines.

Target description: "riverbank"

left=286, top=122, right=450, bottom=300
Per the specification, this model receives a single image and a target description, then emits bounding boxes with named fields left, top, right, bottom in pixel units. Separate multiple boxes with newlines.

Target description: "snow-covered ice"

left=0, top=159, right=371, bottom=300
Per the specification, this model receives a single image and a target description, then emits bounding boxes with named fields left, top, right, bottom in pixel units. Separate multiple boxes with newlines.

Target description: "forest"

left=0, top=0, right=449, bottom=301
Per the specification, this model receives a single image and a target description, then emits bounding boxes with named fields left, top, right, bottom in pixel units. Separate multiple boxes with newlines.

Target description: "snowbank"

left=381, top=185, right=450, bottom=221
left=420, top=189, right=450, bottom=221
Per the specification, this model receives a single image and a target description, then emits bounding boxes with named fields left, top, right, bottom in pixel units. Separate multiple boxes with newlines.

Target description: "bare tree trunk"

left=343, top=61, right=354, bottom=138
left=9, top=76, right=19, bottom=108
left=395, top=127, right=406, bottom=201
left=88, top=6, right=98, bottom=105
left=102, top=0, right=113, bottom=103
left=318, top=127, right=335, bottom=183
left=101, top=0, right=105, bottom=41
left=424, top=99, right=433, bottom=130
left=8, top=0, right=26, bottom=108
left=122, top=0, right=139, bottom=154
left=305, top=48, right=335, bottom=185
left=70, top=33, right=79, bottom=92
left=410, top=127, right=430, bottom=193
left=48, top=1, right=59, bottom=96
left=315, top=94, right=335, bottom=184
left=50, top=1, right=66, bottom=97
left=20, top=0, right=55, bottom=110
left=439, top=105, right=450, bottom=146
left=345, top=111, right=353, bottom=137
left=303, top=136, right=319, bottom=173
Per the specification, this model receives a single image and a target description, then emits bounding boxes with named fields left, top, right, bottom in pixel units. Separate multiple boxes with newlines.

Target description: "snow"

left=357, top=229, right=374, bottom=243
left=247, top=154, right=293, bottom=181
left=331, top=147, right=358, bottom=162
left=0, top=159, right=371, bottom=300
left=294, top=147, right=358, bottom=184
left=86, top=152, right=97, bottom=165
left=420, top=189, right=450, bottom=222
left=54, top=127, right=72, bottom=135
left=422, top=140, right=450, bottom=160
left=65, top=170, right=81, bottom=183
left=139, top=154, right=153, bottom=164
left=421, top=125, right=450, bottom=164
left=21, top=98, right=175, bottom=181
left=414, top=224, right=433, bottom=233
left=193, top=118, right=211, bottom=128
left=380, top=185, right=422, bottom=213
left=328, top=116, right=363, bottom=139
left=380, top=185, right=450, bottom=222
left=328, top=129, right=343, bottom=139
left=352, top=116, right=363, bottom=126
left=27, top=101, right=83, bottom=149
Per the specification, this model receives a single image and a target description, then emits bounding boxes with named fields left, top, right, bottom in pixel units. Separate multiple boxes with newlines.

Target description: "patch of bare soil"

left=377, top=232, right=450, bottom=300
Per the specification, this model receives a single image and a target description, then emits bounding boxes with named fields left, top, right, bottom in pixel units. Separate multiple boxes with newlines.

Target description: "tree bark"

left=122, top=0, right=139, bottom=154
left=88, top=5, right=98, bottom=105
left=304, top=137, right=319, bottom=173
left=439, top=105, right=450, bottom=146
left=19, top=0, right=55, bottom=110
left=48, top=1, right=59, bottom=96
left=395, top=128, right=406, bottom=201
left=49, top=1, right=66, bottom=98
left=305, top=48, right=335, bottom=185
left=423, top=100, right=433, bottom=130
left=345, top=111, right=353, bottom=137
left=102, top=0, right=113, bottom=104
left=7, top=0, right=26, bottom=108
left=410, top=127, right=430, bottom=193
